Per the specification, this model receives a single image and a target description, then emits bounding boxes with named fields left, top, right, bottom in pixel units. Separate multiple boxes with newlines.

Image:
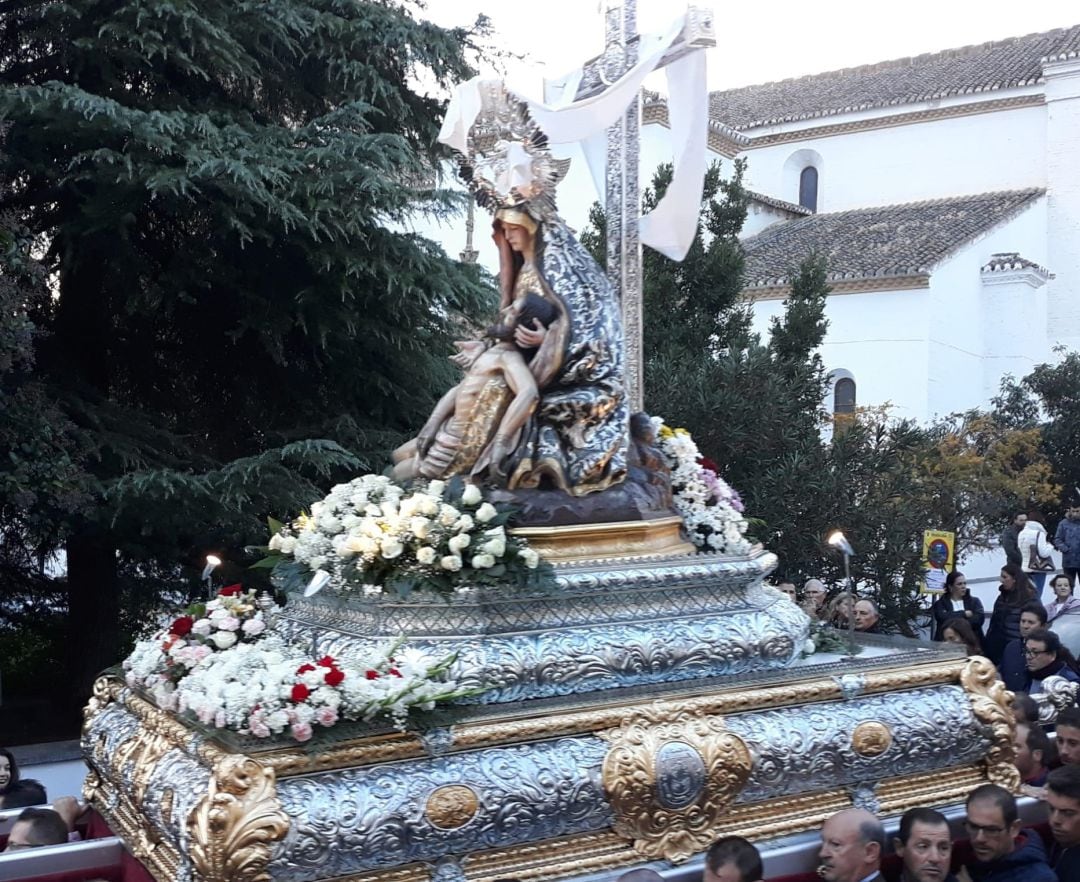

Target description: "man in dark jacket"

left=999, top=602, right=1049, bottom=692
left=1046, top=765, right=1080, bottom=881
left=1002, top=512, right=1027, bottom=567
left=962, top=784, right=1056, bottom=881
left=1024, top=627, right=1080, bottom=694
left=893, top=807, right=958, bottom=882
left=1054, top=505, right=1080, bottom=588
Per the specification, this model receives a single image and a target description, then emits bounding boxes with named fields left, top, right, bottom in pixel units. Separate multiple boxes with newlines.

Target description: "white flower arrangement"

left=653, top=418, right=753, bottom=555
left=263, top=475, right=547, bottom=598
left=123, top=585, right=273, bottom=685
left=124, top=604, right=470, bottom=742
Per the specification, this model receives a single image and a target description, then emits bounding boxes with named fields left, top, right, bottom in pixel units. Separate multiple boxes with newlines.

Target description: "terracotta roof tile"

left=742, top=189, right=1044, bottom=289
left=710, top=25, right=1080, bottom=130
left=747, top=190, right=813, bottom=216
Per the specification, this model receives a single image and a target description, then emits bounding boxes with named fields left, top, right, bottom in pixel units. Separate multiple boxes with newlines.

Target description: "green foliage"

left=995, top=349, right=1080, bottom=521
left=0, top=0, right=496, bottom=719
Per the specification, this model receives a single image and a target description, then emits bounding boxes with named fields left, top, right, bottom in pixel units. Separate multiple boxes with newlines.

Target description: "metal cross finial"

left=576, top=1, right=713, bottom=413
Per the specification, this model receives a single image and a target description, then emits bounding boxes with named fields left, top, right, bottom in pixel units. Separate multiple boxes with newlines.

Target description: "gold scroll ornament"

left=960, top=655, right=1019, bottom=790
left=599, top=708, right=752, bottom=862
left=188, top=756, right=291, bottom=882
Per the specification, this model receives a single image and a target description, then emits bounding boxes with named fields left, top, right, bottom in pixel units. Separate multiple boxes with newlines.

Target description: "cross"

left=572, top=2, right=715, bottom=412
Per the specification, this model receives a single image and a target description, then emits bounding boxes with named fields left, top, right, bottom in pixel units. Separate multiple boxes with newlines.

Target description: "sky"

left=426, top=0, right=1079, bottom=92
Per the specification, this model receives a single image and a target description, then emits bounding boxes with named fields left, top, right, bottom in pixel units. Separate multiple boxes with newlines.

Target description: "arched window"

left=799, top=166, right=819, bottom=212
left=833, top=377, right=856, bottom=415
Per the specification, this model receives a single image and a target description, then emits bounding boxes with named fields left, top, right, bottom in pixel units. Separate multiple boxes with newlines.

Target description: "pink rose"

left=315, top=706, right=338, bottom=727
left=241, top=618, right=266, bottom=636
left=291, top=721, right=313, bottom=742
left=249, top=718, right=271, bottom=738
left=217, top=615, right=241, bottom=632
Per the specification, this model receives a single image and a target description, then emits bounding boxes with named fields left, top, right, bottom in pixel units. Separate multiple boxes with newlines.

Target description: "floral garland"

left=653, top=418, right=752, bottom=555
left=124, top=586, right=470, bottom=742
left=262, top=474, right=550, bottom=599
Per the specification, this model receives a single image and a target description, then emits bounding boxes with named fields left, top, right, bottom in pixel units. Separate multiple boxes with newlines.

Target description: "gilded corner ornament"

left=188, top=756, right=290, bottom=882
left=599, top=708, right=752, bottom=862
left=960, top=656, right=1020, bottom=790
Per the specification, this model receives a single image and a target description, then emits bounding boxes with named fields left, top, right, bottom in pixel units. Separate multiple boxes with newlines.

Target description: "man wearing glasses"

left=1023, top=628, right=1080, bottom=694
left=962, top=784, right=1055, bottom=881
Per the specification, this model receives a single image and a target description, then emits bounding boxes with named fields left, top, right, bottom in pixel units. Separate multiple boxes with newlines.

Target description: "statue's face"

left=502, top=223, right=532, bottom=252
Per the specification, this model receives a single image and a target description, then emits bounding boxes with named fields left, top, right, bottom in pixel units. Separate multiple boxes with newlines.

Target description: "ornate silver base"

left=276, top=551, right=808, bottom=704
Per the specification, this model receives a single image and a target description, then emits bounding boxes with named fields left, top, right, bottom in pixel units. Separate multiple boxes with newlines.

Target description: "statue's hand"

left=450, top=340, right=484, bottom=369
left=492, top=223, right=512, bottom=256
left=417, top=426, right=436, bottom=457
left=514, top=318, right=546, bottom=349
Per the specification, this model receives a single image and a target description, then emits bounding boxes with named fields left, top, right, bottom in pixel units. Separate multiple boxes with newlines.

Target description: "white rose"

left=420, top=496, right=439, bottom=516
left=279, top=536, right=297, bottom=555
left=461, top=484, right=482, bottom=506
left=448, top=534, right=471, bottom=553
left=439, top=505, right=459, bottom=526
left=211, top=631, right=237, bottom=650
left=416, top=546, right=437, bottom=565
left=471, top=553, right=496, bottom=569
left=358, top=536, right=379, bottom=555
left=427, top=480, right=446, bottom=497
left=440, top=555, right=463, bottom=572
left=268, top=533, right=284, bottom=551
left=520, top=548, right=540, bottom=569
left=410, top=517, right=431, bottom=540
left=475, top=502, right=497, bottom=523
left=455, top=514, right=474, bottom=533
left=398, top=497, right=418, bottom=518
left=482, top=536, right=506, bottom=557
left=381, top=538, right=404, bottom=560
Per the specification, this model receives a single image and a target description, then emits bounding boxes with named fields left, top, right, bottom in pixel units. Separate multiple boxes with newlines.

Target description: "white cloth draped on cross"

left=438, top=12, right=708, bottom=263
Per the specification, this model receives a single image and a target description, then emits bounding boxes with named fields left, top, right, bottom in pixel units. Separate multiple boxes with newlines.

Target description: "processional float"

left=81, top=5, right=1017, bottom=882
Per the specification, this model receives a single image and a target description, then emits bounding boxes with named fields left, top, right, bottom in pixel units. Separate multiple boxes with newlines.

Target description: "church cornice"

left=643, top=99, right=747, bottom=158
left=740, top=94, right=1044, bottom=150
left=981, top=252, right=1054, bottom=288
left=743, top=274, right=930, bottom=301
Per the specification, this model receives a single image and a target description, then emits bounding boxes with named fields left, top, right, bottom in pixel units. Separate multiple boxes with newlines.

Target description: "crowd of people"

left=1, top=748, right=87, bottom=853
left=618, top=773, right=1080, bottom=881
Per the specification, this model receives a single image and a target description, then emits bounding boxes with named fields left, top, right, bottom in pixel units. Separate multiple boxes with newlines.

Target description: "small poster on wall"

left=921, top=530, right=955, bottom=594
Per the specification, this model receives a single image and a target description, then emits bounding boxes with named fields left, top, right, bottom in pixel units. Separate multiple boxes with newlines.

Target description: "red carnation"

left=170, top=616, right=195, bottom=637
left=325, top=669, right=345, bottom=687
left=389, top=668, right=402, bottom=678
left=290, top=683, right=310, bottom=703
left=365, top=670, right=379, bottom=680
left=318, top=655, right=336, bottom=668
left=697, top=456, right=720, bottom=475
left=219, top=583, right=243, bottom=597
left=296, top=663, right=316, bottom=675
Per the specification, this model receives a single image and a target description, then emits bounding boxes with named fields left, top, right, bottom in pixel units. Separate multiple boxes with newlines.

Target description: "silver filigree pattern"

left=269, top=738, right=613, bottom=881
left=834, top=674, right=866, bottom=701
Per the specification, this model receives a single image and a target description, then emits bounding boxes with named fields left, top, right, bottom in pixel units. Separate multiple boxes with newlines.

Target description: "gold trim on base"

left=510, top=516, right=695, bottom=563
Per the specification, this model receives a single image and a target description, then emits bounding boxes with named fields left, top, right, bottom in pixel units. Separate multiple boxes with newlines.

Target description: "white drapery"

left=438, top=13, right=708, bottom=263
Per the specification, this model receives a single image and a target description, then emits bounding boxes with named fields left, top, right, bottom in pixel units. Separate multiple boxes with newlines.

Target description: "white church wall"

left=740, top=99, right=1047, bottom=214
left=750, top=289, right=932, bottom=420
left=1045, top=59, right=1080, bottom=350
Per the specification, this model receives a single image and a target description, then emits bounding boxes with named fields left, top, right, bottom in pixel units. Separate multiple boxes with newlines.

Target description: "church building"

left=697, top=24, right=1080, bottom=422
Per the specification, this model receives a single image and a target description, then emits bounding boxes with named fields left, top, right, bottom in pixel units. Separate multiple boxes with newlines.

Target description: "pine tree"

left=0, top=0, right=493, bottom=713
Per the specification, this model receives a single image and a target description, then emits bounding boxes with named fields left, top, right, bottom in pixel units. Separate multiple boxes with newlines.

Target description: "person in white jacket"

left=1018, top=508, right=1056, bottom=597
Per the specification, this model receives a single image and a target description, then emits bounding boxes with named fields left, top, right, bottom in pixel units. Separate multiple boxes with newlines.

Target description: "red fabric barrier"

left=119, top=851, right=155, bottom=882
left=9, top=866, right=124, bottom=882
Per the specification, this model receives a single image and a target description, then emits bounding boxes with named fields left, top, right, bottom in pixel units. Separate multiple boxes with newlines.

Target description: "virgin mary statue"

left=395, top=81, right=628, bottom=497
